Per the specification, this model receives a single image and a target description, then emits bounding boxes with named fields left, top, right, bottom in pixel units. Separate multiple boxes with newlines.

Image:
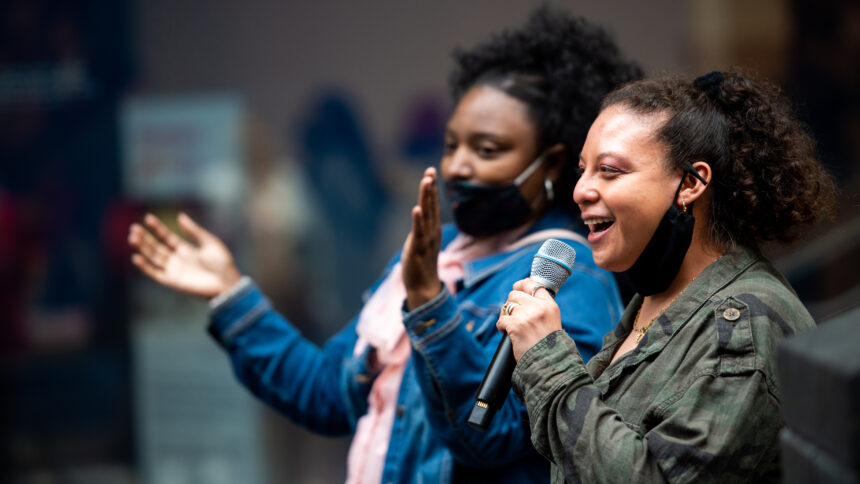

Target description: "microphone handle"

left=467, top=335, right=516, bottom=431
left=467, top=286, right=556, bottom=432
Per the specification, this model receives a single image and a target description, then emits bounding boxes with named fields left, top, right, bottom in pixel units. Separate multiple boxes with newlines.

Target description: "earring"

left=681, top=199, right=687, bottom=214
left=544, top=177, right=555, bottom=202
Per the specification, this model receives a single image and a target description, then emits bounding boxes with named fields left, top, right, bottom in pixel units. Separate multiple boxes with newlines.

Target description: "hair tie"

left=693, top=71, right=725, bottom=100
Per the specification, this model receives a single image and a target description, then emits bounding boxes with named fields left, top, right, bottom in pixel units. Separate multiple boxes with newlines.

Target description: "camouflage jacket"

left=511, top=245, right=815, bottom=483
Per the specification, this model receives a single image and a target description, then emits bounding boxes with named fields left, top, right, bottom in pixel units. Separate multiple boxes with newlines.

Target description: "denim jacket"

left=208, top=208, right=622, bottom=483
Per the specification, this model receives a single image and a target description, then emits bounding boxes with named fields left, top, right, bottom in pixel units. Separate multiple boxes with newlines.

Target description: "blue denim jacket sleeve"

left=402, top=237, right=621, bottom=468
left=207, top=280, right=377, bottom=436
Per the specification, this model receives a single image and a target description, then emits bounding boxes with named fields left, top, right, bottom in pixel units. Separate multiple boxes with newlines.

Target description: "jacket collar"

left=590, top=244, right=761, bottom=378
left=442, top=208, right=581, bottom=290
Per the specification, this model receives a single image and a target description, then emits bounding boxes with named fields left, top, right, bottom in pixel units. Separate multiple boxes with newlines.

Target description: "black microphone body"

left=467, top=239, right=575, bottom=431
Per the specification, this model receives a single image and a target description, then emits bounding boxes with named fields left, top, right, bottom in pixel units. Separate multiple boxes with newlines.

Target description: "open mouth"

left=585, top=218, right=615, bottom=234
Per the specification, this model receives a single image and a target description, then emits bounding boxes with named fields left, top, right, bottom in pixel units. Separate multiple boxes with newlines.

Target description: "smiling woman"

left=575, top=106, right=680, bottom=273
left=498, top=70, right=838, bottom=483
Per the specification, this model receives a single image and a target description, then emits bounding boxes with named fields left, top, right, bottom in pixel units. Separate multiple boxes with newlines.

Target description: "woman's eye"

left=599, top=165, right=621, bottom=175
left=443, top=141, right=456, bottom=153
left=476, top=145, right=499, bottom=157
left=574, top=166, right=585, bottom=176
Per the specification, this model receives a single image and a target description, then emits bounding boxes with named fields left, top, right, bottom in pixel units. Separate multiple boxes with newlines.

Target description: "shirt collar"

left=449, top=208, right=581, bottom=289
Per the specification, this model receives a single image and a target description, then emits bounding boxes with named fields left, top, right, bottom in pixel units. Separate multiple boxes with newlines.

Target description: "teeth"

left=584, top=218, right=614, bottom=225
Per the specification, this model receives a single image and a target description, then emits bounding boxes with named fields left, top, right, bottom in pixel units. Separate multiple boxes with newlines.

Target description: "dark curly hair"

left=448, top=6, right=642, bottom=212
left=602, top=70, right=839, bottom=250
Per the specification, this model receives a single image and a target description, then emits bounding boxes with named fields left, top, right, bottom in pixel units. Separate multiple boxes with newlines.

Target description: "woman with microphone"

left=128, top=8, right=640, bottom=483
left=498, top=71, right=838, bottom=483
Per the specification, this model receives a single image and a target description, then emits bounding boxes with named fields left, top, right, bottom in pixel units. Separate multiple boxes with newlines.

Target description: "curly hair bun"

left=604, top=70, right=839, bottom=250
left=712, top=72, right=839, bottom=246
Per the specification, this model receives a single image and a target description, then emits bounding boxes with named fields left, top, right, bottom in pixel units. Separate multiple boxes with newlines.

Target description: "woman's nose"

left=573, top=174, right=598, bottom=206
left=443, top=148, right=473, bottom=179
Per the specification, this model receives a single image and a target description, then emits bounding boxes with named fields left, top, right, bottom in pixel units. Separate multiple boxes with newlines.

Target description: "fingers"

left=411, top=206, right=425, bottom=244
left=143, top=213, right=184, bottom=250
left=417, top=169, right=435, bottom=223
left=496, top=292, right=531, bottom=335
left=497, top=306, right=524, bottom=335
left=410, top=167, right=440, bottom=249
left=419, top=167, right=439, bottom=218
left=423, top=167, right=439, bottom=229
left=496, top=279, right=560, bottom=332
left=131, top=253, right=169, bottom=285
left=513, top=278, right=553, bottom=300
left=497, top=278, right=564, bottom=360
left=496, top=299, right=554, bottom=341
left=128, top=223, right=172, bottom=269
left=505, top=289, right=533, bottom=306
left=177, top=212, right=213, bottom=245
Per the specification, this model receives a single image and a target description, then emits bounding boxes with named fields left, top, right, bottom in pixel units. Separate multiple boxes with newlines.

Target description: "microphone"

left=467, top=239, right=576, bottom=431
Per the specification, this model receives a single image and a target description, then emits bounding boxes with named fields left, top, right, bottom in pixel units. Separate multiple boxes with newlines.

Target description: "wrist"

left=405, top=281, right=444, bottom=311
left=220, top=266, right=242, bottom=293
left=209, top=275, right=253, bottom=309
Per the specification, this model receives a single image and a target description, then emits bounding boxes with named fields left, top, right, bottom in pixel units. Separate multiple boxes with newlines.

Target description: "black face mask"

left=623, top=163, right=708, bottom=296
left=444, top=154, right=545, bottom=237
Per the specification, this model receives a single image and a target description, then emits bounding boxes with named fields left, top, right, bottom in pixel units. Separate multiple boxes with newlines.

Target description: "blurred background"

left=0, top=0, right=857, bottom=482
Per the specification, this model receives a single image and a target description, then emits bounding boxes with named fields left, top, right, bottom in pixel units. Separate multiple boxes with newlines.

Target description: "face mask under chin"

left=444, top=153, right=547, bottom=237
left=622, top=162, right=708, bottom=296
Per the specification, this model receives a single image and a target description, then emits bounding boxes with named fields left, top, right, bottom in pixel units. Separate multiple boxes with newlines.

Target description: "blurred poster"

left=121, top=94, right=245, bottom=204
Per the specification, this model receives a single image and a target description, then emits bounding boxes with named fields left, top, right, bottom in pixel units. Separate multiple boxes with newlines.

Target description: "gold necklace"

left=632, top=294, right=679, bottom=344
left=632, top=307, right=655, bottom=343
left=631, top=253, right=726, bottom=344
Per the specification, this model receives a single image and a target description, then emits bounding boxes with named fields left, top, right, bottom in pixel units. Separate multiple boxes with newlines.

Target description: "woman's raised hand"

left=128, top=213, right=242, bottom=299
left=496, top=278, right=563, bottom=360
left=402, top=167, right=444, bottom=311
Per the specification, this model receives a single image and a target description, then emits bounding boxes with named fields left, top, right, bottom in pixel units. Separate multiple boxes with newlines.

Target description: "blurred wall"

left=134, top=0, right=691, bottom=160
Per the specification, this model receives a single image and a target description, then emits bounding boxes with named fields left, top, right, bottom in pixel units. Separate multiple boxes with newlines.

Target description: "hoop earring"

left=544, top=177, right=555, bottom=203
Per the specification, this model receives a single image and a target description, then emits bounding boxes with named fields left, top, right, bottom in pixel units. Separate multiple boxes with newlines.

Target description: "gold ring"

left=501, top=301, right=519, bottom=316
left=531, top=285, right=545, bottom=297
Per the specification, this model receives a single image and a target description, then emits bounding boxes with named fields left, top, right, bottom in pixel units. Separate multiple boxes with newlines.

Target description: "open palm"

left=128, top=213, right=241, bottom=299
left=402, top=167, right=443, bottom=310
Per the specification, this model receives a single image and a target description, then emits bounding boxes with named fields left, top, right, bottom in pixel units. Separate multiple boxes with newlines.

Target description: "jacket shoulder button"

left=723, top=308, right=741, bottom=321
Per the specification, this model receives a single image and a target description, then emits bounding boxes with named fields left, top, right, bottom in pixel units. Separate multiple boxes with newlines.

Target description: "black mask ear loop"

left=676, top=162, right=708, bottom=210
left=623, top=162, right=710, bottom=297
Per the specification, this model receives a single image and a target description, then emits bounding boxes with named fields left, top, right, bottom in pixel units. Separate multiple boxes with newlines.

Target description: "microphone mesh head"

left=530, top=239, right=576, bottom=293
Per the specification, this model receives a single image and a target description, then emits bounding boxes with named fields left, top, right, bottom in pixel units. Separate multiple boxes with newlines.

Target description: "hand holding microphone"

left=499, top=278, right=565, bottom=360
left=468, top=239, right=575, bottom=431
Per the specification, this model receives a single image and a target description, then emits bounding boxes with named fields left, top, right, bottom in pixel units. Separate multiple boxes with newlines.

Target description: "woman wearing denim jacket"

left=128, top=8, right=640, bottom=483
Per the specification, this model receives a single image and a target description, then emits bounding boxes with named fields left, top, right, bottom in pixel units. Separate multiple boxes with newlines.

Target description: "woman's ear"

left=677, top=161, right=711, bottom=206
